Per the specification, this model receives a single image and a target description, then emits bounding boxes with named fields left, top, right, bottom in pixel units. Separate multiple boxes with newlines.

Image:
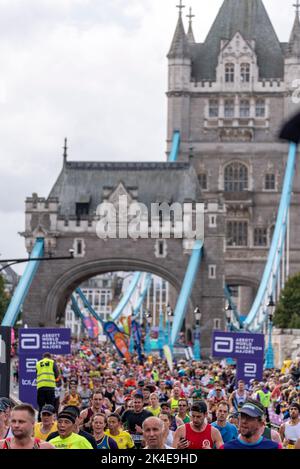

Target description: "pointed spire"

left=294, top=0, right=300, bottom=16
left=288, top=2, right=300, bottom=57
left=63, top=138, right=68, bottom=165
left=186, top=7, right=196, bottom=44
left=168, top=2, right=190, bottom=59
left=176, top=0, right=186, bottom=17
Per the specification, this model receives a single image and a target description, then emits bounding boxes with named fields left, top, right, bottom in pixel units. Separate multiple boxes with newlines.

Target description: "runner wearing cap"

left=0, top=398, right=14, bottom=429
left=0, top=402, right=12, bottom=440
left=173, top=401, right=223, bottom=449
left=221, top=399, right=282, bottom=449
left=34, top=405, right=57, bottom=441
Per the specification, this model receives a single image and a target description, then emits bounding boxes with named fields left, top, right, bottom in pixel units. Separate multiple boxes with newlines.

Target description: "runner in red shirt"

left=173, top=401, right=223, bottom=449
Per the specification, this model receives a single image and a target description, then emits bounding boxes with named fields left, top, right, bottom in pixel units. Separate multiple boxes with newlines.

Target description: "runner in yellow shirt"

left=105, top=413, right=134, bottom=449
left=146, top=393, right=161, bottom=417
left=34, top=405, right=57, bottom=441
left=48, top=410, right=92, bottom=449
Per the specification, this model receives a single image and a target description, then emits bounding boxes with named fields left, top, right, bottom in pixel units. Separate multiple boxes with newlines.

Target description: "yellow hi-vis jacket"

left=36, top=358, right=56, bottom=389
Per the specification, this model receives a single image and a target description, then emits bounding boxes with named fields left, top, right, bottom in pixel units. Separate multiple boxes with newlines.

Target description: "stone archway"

left=44, top=257, right=186, bottom=325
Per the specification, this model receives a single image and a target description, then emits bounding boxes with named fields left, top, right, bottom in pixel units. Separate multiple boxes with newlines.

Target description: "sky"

left=0, top=0, right=296, bottom=272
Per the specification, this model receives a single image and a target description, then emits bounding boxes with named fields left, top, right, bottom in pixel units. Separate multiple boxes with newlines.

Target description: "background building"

left=167, top=0, right=300, bottom=317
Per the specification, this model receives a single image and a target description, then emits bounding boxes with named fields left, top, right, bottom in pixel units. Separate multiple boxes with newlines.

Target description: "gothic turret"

left=167, top=8, right=190, bottom=60
left=287, top=9, right=300, bottom=58
left=167, top=2, right=192, bottom=157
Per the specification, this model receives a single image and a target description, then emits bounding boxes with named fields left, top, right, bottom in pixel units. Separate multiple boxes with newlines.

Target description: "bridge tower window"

left=224, top=162, right=248, bottom=192
left=226, top=221, right=248, bottom=246
left=225, top=63, right=235, bottom=83
left=240, top=63, right=250, bottom=83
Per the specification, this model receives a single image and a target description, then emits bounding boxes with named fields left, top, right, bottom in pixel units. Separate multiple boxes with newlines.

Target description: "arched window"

left=225, top=63, right=235, bottom=83
left=240, top=63, right=250, bottom=83
left=224, top=162, right=248, bottom=192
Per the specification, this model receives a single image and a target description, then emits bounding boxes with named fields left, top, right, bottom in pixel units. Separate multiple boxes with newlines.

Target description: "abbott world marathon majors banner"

left=19, top=328, right=71, bottom=408
left=212, top=331, right=265, bottom=385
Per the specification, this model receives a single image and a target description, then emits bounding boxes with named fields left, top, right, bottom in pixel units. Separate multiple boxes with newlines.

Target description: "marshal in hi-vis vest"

left=36, top=358, right=56, bottom=389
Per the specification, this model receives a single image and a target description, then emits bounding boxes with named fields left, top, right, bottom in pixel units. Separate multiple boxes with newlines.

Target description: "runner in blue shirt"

left=212, top=401, right=238, bottom=443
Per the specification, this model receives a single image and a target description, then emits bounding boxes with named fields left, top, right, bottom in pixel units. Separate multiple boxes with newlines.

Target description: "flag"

left=163, top=345, right=173, bottom=372
left=131, top=320, right=143, bottom=363
left=103, top=321, right=131, bottom=362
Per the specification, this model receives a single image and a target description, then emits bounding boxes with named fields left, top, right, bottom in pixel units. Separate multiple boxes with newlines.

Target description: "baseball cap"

left=239, top=401, right=265, bottom=418
left=41, top=404, right=55, bottom=415
left=0, top=402, right=6, bottom=412
left=57, top=411, right=76, bottom=424
left=0, top=397, right=14, bottom=409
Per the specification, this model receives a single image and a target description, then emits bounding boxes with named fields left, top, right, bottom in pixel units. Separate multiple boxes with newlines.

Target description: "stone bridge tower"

left=22, top=157, right=226, bottom=357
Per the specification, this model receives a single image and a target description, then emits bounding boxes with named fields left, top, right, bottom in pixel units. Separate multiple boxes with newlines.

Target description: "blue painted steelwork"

left=132, top=273, right=152, bottom=319
left=224, top=284, right=243, bottom=328
left=76, top=287, right=103, bottom=324
left=1, top=238, right=44, bottom=327
left=158, top=311, right=166, bottom=354
left=144, top=322, right=151, bottom=355
left=265, top=317, right=274, bottom=369
left=244, top=143, right=297, bottom=331
left=170, top=240, right=203, bottom=346
left=193, top=326, right=201, bottom=360
left=111, top=272, right=142, bottom=321
left=168, top=131, right=181, bottom=162
left=71, top=294, right=87, bottom=323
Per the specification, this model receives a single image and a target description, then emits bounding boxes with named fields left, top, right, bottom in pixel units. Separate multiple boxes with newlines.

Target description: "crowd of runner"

left=1, top=337, right=300, bottom=449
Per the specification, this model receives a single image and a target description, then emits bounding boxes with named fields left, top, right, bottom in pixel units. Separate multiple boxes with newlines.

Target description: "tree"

left=273, top=273, right=300, bottom=329
left=0, top=275, right=9, bottom=323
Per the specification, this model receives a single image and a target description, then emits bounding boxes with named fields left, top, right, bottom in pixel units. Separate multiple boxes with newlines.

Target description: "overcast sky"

left=0, top=0, right=295, bottom=271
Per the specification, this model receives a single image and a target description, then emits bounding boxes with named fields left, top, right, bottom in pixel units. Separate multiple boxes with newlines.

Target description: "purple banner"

left=19, top=328, right=71, bottom=355
left=19, top=354, right=41, bottom=406
left=212, top=331, right=264, bottom=359
left=18, top=328, right=71, bottom=408
left=237, top=358, right=264, bottom=385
